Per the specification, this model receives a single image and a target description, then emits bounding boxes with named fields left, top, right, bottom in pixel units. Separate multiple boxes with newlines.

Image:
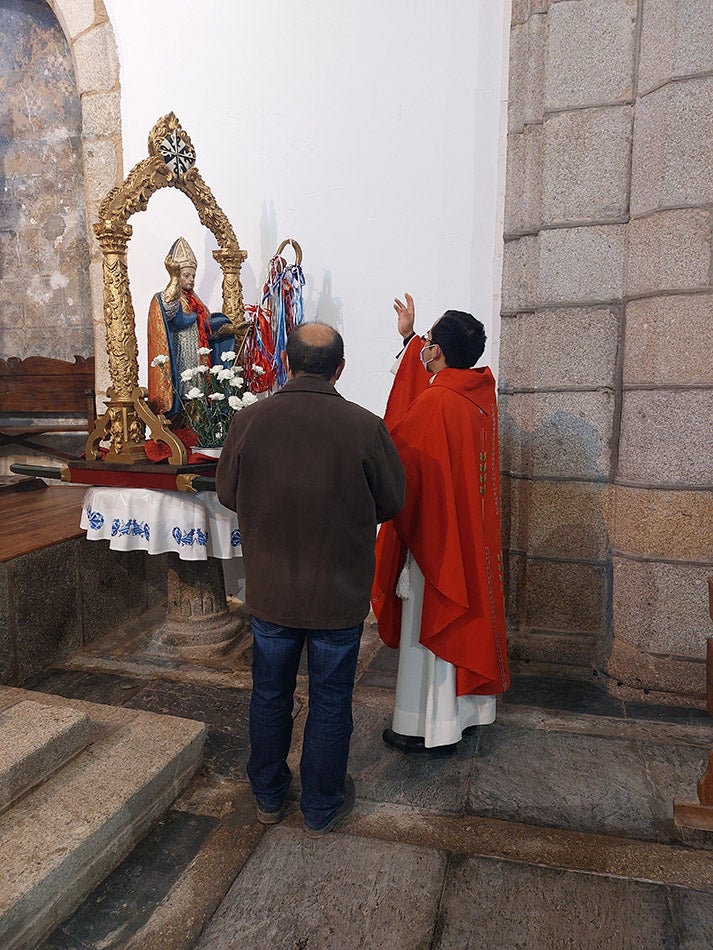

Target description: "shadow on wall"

left=499, top=399, right=607, bottom=482
left=256, top=201, right=344, bottom=332
left=498, top=390, right=613, bottom=675
left=259, top=199, right=279, bottom=279
left=314, top=270, right=343, bottom=334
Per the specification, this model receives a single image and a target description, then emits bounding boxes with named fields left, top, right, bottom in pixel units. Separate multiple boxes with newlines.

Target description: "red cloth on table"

left=144, top=427, right=199, bottom=463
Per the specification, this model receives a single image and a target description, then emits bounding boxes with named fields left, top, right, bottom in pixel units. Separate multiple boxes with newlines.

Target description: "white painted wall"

left=104, top=0, right=510, bottom=416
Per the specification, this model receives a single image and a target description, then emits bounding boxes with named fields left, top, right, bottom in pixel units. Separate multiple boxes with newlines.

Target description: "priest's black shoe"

left=382, top=727, right=425, bottom=752
left=382, top=727, right=457, bottom=757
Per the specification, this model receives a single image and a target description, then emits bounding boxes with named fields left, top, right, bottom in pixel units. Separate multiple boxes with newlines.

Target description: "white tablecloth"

left=80, top=486, right=242, bottom=560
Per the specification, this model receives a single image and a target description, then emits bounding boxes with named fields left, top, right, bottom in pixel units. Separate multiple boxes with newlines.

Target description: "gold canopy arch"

left=86, top=113, right=249, bottom=465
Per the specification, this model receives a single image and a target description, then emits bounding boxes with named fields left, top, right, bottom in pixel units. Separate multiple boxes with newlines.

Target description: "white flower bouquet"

left=150, top=348, right=262, bottom=447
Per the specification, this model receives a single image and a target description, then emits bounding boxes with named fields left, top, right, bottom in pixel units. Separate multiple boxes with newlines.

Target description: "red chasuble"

left=372, top=337, right=510, bottom=697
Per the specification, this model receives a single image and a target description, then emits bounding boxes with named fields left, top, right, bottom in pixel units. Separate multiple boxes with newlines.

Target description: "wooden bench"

left=0, top=356, right=96, bottom=460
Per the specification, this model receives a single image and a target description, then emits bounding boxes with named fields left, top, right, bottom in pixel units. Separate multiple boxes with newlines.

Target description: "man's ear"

left=333, top=358, right=345, bottom=382
left=281, top=350, right=291, bottom=378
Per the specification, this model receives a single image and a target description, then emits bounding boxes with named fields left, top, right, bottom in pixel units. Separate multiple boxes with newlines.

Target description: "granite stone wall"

left=0, top=0, right=92, bottom=362
left=500, top=0, right=713, bottom=702
left=0, top=0, right=122, bottom=472
left=46, top=0, right=122, bottom=403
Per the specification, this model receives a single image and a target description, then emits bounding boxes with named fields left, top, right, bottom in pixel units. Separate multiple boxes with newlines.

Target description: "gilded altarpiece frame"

left=86, top=113, right=249, bottom=465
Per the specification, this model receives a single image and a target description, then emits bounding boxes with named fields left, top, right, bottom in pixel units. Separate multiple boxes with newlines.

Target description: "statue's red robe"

left=371, top=337, right=510, bottom=697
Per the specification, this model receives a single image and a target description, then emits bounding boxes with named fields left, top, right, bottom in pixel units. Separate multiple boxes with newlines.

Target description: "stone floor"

left=26, top=617, right=713, bottom=949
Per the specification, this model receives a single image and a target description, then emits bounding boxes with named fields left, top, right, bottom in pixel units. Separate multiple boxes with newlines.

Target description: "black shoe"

left=382, top=727, right=457, bottom=757
left=382, top=727, right=426, bottom=752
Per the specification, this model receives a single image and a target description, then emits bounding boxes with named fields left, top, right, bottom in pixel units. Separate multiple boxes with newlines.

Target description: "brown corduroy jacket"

left=215, top=375, right=406, bottom=629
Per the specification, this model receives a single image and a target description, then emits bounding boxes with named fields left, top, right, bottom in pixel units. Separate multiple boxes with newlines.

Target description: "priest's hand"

left=394, top=293, right=415, bottom=339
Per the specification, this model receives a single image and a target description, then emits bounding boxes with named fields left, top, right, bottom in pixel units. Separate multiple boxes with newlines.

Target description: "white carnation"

left=197, top=347, right=212, bottom=356
left=150, top=354, right=169, bottom=367
left=209, top=365, right=223, bottom=376
left=242, top=392, right=258, bottom=406
left=221, top=350, right=236, bottom=362
left=185, top=387, right=203, bottom=400
left=229, top=376, right=245, bottom=388
left=217, top=368, right=234, bottom=381
left=180, top=368, right=196, bottom=382
left=228, top=395, right=242, bottom=410
left=194, top=364, right=209, bottom=374
left=251, top=364, right=265, bottom=376
left=208, top=392, right=225, bottom=401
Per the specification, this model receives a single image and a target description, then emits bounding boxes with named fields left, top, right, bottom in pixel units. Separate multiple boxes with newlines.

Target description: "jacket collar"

left=276, top=375, right=342, bottom=398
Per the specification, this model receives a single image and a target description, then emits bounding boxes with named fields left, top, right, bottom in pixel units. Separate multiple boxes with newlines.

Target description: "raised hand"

left=394, top=293, right=415, bottom=339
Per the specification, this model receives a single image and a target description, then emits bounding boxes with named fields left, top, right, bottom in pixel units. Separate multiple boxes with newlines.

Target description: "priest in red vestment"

left=372, top=294, right=509, bottom=755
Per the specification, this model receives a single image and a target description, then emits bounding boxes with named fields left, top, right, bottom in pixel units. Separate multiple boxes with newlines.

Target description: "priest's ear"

left=281, top=350, right=291, bottom=379
left=333, top=358, right=345, bottom=383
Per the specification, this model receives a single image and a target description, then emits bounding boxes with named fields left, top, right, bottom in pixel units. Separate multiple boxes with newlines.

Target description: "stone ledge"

left=345, top=797, right=713, bottom=884
left=0, top=700, right=90, bottom=815
left=507, top=627, right=596, bottom=669
left=602, top=637, right=707, bottom=701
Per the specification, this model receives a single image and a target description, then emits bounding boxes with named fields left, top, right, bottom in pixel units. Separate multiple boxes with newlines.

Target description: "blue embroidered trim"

left=85, top=507, right=104, bottom=530
left=111, top=518, right=150, bottom=540
left=231, top=529, right=242, bottom=547
left=172, top=526, right=208, bottom=547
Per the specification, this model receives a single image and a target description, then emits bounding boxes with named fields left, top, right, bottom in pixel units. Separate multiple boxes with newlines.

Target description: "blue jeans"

left=247, top=616, right=363, bottom=830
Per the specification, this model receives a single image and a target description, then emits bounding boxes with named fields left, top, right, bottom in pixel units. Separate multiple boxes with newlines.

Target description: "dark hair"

left=286, top=322, right=344, bottom=380
left=430, top=310, right=486, bottom=368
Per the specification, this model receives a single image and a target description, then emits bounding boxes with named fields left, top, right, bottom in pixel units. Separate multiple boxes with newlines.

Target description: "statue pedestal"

left=80, top=485, right=249, bottom=663
left=151, top=558, right=248, bottom=659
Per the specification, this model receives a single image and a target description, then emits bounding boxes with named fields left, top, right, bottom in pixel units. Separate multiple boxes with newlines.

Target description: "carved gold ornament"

left=87, top=113, right=249, bottom=464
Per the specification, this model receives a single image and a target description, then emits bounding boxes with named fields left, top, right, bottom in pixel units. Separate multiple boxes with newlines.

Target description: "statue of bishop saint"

left=147, top=236, right=234, bottom=415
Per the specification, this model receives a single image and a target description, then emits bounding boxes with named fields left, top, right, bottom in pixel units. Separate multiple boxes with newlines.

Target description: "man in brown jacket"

left=216, top=322, right=405, bottom=837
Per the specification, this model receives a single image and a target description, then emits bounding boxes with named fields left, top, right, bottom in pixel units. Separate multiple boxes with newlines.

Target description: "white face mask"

left=420, top=342, right=437, bottom=369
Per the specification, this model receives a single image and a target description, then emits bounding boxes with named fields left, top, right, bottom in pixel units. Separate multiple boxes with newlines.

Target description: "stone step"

left=0, top=688, right=206, bottom=950
left=0, top=700, right=91, bottom=815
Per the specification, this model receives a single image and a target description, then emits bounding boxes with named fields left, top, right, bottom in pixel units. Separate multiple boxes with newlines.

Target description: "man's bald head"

left=285, top=322, right=345, bottom=381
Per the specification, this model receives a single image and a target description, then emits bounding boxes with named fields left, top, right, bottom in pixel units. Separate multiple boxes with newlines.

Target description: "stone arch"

left=45, top=0, right=122, bottom=402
